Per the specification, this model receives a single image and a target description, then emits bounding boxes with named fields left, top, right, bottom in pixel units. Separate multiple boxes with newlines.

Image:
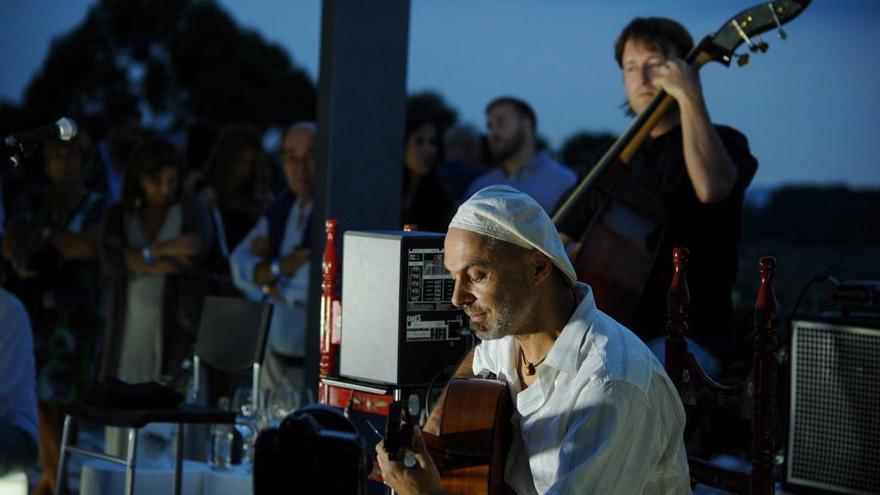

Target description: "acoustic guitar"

left=422, top=378, right=513, bottom=495
left=553, top=0, right=811, bottom=326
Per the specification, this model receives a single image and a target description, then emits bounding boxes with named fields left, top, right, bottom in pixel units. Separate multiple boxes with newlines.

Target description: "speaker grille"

left=787, top=319, right=880, bottom=494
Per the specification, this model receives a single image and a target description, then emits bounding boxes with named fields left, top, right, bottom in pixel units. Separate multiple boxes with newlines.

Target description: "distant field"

left=732, top=239, right=880, bottom=338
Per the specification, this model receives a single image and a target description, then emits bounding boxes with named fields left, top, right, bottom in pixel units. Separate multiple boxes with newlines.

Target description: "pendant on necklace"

left=520, top=347, right=544, bottom=376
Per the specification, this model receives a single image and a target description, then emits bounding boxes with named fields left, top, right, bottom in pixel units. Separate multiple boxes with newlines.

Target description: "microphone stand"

left=2, top=117, right=78, bottom=175
left=1, top=147, right=24, bottom=175
left=2, top=139, right=35, bottom=175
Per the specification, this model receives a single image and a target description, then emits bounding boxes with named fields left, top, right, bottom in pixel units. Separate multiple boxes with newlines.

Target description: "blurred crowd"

left=0, top=94, right=578, bottom=491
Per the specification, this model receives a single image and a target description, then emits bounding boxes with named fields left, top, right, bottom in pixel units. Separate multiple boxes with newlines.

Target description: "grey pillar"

left=305, top=0, right=411, bottom=395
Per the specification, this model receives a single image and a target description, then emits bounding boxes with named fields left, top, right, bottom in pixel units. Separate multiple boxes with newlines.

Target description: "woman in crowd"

left=195, top=122, right=269, bottom=261
left=401, top=116, right=456, bottom=232
left=98, top=137, right=213, bottom=390
left=1, top=134, right=105, bottom=495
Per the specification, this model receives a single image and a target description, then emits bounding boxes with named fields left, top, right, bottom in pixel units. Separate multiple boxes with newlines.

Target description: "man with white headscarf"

left=377, top=185, right=690, bottom=495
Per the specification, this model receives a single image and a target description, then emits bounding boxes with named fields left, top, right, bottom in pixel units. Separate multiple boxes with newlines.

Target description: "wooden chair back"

left=665, top=247, right=779, bottom=495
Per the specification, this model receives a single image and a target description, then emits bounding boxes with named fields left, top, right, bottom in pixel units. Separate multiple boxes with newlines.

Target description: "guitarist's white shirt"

left=472, top=283, right=692, bottom=495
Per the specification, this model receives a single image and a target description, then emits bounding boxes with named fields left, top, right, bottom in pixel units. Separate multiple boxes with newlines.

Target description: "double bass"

left=415, top=2, right=811, bottom=493
left=553, top=0, right=810, bottom=326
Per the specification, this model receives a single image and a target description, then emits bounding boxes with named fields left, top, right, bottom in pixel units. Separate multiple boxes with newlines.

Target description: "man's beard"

left=490, top=126, right=526, bottom=164
left=468, top=276, right=533, bottom=341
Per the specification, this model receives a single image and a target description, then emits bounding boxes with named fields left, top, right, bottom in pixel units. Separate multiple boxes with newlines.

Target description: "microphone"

left=3, top=117, right=78, bottom=149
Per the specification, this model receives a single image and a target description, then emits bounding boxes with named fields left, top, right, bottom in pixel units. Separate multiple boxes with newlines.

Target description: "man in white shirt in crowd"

left=377, top=185, right=690, bottom=494
left=0, top=285, right=38, bottom=476
left=230, top=122, right=315, bottom=392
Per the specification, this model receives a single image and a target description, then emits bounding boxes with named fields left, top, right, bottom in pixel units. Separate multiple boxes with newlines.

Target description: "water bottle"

left=211, top=397, right=233, bottom=469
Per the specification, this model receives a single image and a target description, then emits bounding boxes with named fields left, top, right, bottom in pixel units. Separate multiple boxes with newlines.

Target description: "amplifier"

left=784, top=314, right=880, bottom=494
left=339, top=231, right=469, bottom=386
left=832, top=280, right=880, bottom=313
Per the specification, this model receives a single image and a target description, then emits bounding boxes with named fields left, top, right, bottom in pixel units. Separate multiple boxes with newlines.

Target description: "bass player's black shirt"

left=556, top=124, right=758, bottom=360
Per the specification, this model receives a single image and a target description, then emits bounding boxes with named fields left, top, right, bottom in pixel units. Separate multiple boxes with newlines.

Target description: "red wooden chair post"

left=664, top=249, right=781, bottom=495
left=319, top=219, right=340, bottom=381
left=666, top=247, right=690, bottom=388
left=751, top=257, right=779, bottom=494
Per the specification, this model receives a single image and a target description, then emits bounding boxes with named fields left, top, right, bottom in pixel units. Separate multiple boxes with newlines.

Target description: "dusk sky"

left=2, top=0, right=878, bottom=189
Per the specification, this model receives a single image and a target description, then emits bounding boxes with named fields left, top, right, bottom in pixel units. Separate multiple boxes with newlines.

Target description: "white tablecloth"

left=79, top=459, right=251, bottom=495
left=203, top=464, right=252, bottom=495
left=0, top=471, right=27, bottom=495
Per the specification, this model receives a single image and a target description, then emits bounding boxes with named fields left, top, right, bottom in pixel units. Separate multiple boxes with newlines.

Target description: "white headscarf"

left=449, top=185, right=577, bottom=284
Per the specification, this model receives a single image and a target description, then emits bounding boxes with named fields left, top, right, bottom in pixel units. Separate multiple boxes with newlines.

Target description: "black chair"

left=55, top=296, right=273, bottom=495
left=190, top=295, right=274, bottom=410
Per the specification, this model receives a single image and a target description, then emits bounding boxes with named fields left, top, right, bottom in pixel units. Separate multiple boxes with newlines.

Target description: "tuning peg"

left=731, top=19, right=758, bottom=53
left=755, top=34, right=769, bottom=53
left=768, top=3, right=788, bottom=40
left=736, top=53, right=750, bottom=67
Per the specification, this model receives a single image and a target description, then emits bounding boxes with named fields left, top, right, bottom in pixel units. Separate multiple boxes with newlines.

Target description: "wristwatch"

left=270, top=257, right=282, bottom=278
left=142, top=245, right=156, bottom=265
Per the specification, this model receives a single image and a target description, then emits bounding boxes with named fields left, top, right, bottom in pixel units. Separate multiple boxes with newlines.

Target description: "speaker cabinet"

left=785, top=315, right=880, bottom=494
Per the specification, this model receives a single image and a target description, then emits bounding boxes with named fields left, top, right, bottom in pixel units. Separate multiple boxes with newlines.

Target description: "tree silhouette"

left=0, top=0, right=315, bottom=138
left=407, top=91, right=458, bottom=138
left=558, top=130, right=616, bottom=177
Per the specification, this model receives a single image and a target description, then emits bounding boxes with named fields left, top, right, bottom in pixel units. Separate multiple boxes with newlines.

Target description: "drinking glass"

left=231, top=388, right=259, bottom=468
left=265, top=388, right=302, bottom=426
left=210, top=424, right=233, bottom=469
left=232, top=388, right=256, bottom=417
